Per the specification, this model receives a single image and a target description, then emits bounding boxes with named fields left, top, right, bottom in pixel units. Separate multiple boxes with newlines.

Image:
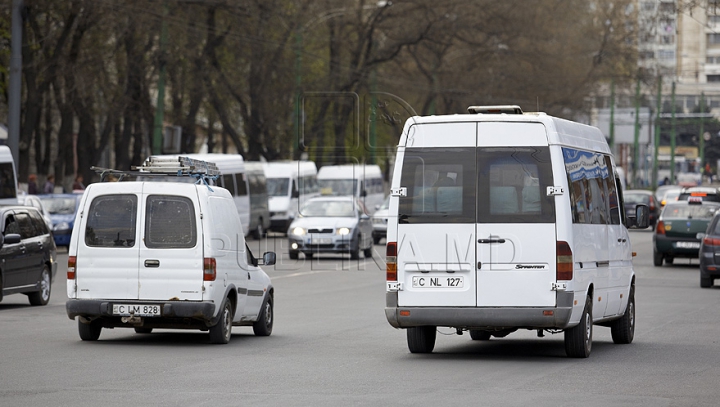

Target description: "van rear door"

left=395, top=121, right=557, bottom=308
left=138, top=183, right=204, bottom=301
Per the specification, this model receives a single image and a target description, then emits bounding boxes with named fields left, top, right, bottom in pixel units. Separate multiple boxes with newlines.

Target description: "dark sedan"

left=698, top=211, right=720, bottom=288
left=624, top=190, right=660, bottom=230
left=0, top=206, right=57, bottom=305
left=653, top=198, right=720, bottom=267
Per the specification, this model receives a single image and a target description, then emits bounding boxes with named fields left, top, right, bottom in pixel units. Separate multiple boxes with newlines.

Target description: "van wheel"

left=701, top=276, right=713, bottom=288
left=363, top=245, right=373, bottom=258
left=407, top=326, right=436, bottom=353
left=350, top=244, right=360, bottom=260
left=611, top=287, right=635, bottom=344
left=0, top=274, right=3, bottom=303
left=469, top=330, right=491, bottom=340
left=564, top=295, right=592, bottom=358
left=252, top=295, right=273, bottom=336
left=78, top=320, right=102, bottom=341
left=653, top=249, right=663, bottom=266
left=28, top=265, right=51, bottom=306
left=289, top=250, right=299, bottom=260
left=209, top=300, right=233, bottom=344
left=134, top=327, right=153, bottom=334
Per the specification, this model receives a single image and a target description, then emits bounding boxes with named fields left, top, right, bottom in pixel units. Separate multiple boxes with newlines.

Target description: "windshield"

left=624, top=193, right=650, bottom=205
left=267, top=178, right=289, bottom=197
left=318, top=179, right=357, bottom=196
left=662, top=204, right=719, bottom=219
left=300, top=200, right=355, bottom=217
left=40, top=197, right=78, bottom=215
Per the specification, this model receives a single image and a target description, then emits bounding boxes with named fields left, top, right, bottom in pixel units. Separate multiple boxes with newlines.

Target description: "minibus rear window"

left=145, top=195, right=197, bottom=248
left=85, top=194, right=137, bottom=247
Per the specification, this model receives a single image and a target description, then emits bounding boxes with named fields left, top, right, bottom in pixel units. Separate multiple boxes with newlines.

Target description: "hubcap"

left=265, top=302, right=272, bottom=327
left=223, top=306, right=231, bottom=340
left=40, top=270, right=50, bottom=300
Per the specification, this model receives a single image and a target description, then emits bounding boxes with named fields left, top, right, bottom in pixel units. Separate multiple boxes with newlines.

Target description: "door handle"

left=478, top=239, right=506, bottom=244
left=144, top=259, right=160, bottom=268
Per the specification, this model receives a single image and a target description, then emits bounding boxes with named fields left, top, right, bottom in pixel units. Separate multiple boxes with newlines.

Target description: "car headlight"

left=292, top=227, right=306, bottom=236
left=53, top=222, right=70, bottom=231
left=337, top=227, right=351, bottom=236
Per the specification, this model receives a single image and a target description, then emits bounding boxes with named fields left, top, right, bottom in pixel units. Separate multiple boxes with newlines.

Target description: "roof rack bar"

left=133, top=156, right=221, bottom=176
left=467, top=105, right=523, bottom=114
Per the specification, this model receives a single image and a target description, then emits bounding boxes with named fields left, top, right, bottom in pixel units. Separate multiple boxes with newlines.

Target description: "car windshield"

left=624, top=193, right=649, bottom=205
left=662, top=204, right=719, bottom=219
left=39, top=197, right=77, bottom=214
left=266, top=178, right=289, bottom=197
left=318, top=179, right=357, bottom=196
left=300, top=200, right=355, bottom=217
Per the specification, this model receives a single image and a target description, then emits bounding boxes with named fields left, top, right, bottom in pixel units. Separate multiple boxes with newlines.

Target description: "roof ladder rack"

left=133, top=156, right=221, bottom=176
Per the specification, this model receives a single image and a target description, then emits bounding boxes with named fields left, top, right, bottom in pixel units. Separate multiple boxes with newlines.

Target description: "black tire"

left=700, top=275, right=713, bottom=288
left=252, top=295, right=274, bottom=336
left=611, top=287, right=635, bottom=344
left=209, top=300, right=233, bottom=344
left=28, top=265, right=51, bottom=306
left=363, top=245, right=373, bottom=258
left=78, top=319, right=102, bottom=341
left=134, top=327, right=153, bottom=334
left=373, top=236, right=381, bottom=245
left=653, top=249, right=663, bottom=266
left=665, top=257, right=674, bottom=265
left=564, top=295, right=593, bottom=358
left=407, top=326, right=436, bottom=353
left=289, top=250, right=299, bottom=260
left=469, top=330, right=491, bottom=340
left=350, top=243, right=360, bottom=260
left=0, top=274, right=4, bottom=303
left=304, top=252, right=313, bottom=259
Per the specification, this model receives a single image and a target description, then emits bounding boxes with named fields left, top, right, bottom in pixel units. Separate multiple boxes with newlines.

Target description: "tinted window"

left=28, top=210, right=48, bottom=235
left=236, top=173, right=248, bottom=196
left=15, top=212, right=37, bottom=239
left=222, top=174, right=236, bottom=196
left=0, top=162, right=16, bottom=199
left=564, top=148, right=615, bottom=225
left=267, top=178, right=289, bottom=196
left=478, top=147, right=555, bottom=223
left=662, top=203, right=719, bottom=219
left=85, top=195, right=137, bottom=247
left=398, top=147, right=476, bottom=224
left=4, top=214, right=20, bottom=235
left=145, top=195, right=197, bottom=248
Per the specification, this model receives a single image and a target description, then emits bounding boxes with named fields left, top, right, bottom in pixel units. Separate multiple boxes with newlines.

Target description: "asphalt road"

left=1, top=231, right=719, bottom=407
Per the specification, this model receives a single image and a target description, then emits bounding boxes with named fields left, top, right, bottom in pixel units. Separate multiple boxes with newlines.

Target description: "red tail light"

left=703, top=236, right=720, bottom=246
left=203, top=258, right=216, bottom=281
left=656, top=220, right=666, bottom=235
left=67, top=256, right=76, bottom=280
left=556, top=241, right=573, bottom=280
left=386, top=242, right=397, bottom=281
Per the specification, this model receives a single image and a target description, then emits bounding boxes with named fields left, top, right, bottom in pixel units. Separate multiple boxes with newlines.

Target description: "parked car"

left=698, top=211, right=720, bottom=288
left=624, top=190, right=660, bottom=229
left=655, top=185, right=682, bottom=205
left=660, top=189, right=682, bottom=207
left=677, top=186, right=720, bottom=203
left=17, top=193, right=53, bottom=230
left=38, top=193, right=83, bottom=247
left=653, top=198, right=720, bottom=266
left=287, top=195, right=374, bottom=260
left=371, top=195, right=390, bottom=244
left=0, top=206, right=57, bottom=305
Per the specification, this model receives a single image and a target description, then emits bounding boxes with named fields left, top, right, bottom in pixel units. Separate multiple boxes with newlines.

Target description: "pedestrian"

left=27, top=174, right=38, bottom=194
left=72, top=175, right=85, bottom=191
left=43, top=174, right=55, bottom=194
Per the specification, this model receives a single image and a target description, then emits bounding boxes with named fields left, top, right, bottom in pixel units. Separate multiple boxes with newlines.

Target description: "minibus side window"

left=222, top=174, right=236, bottom=196
left=236, top=173, right=248, bottom=196
left=563, top=148, right=612, bottom=225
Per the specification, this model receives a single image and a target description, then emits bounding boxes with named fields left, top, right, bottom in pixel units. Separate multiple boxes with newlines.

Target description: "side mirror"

left=2, top=233, right=21, bottom=245
left=633, top=204, right=650, bottom=229
left=261, top=251, right=276, bottom=266
left=291, top=189, right=300, bottom=198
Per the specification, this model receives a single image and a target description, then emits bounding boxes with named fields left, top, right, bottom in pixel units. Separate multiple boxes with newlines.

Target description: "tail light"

left=386, top=242, right=397, bottom=281
left=703, top=236, right=720, bottom=246
left=656, top=220, right=666, bottom=235
left=67, top=256, right=76, bottom=280
left=203, top=258, right=217, bottom=281
left=556, top=241, right=573, bottom=280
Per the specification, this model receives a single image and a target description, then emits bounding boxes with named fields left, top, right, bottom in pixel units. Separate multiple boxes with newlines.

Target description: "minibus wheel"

left=564, top=295, right=592, bottom=358
left=407, top=326, right=436, bottom=353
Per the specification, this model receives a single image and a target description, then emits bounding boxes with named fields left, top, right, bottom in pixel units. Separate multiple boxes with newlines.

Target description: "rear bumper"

left=66, top=299, right=217, bottom=328
left=384, top=291, right=574, bottom=330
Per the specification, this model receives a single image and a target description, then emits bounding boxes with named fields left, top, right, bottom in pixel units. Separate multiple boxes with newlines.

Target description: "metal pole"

left=293, top=31, right=302, bottom=160
left=609, top=78, right=615, bottom=152
left=670, top=81, right=676, bottom=184
left=8, top=0, right=23, bottom=170
left=369, top=68, right=377, bottom=165
left=652, top=75, right=662, bottom=189
left=699, top=92, right=705, bottom=171
left=632, top=75, right=641, bottom=188
left=152, top=2, right=168, bottom=155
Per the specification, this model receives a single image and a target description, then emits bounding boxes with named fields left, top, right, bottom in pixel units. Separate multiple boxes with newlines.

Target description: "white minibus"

left=265, top=161, right=318, bottom=233
left=317, top=164, right=384, bottom=213
left=0, top=145, right=18, bottom=205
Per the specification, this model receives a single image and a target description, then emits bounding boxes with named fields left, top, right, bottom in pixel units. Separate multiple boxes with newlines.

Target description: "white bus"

left=0, top=146, right=18, bottom=205
left=264, top=161, right=319, bottom=233
left=317, top=164, right=384, bottom=213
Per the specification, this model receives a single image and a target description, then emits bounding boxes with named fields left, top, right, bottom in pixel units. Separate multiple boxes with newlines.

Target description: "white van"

left=140, top=153, right=252, bottom=236
left=0, top=145, right=18, bottom=205
left=66, top=156, right=277, bottom=343
left=244, top=162, right=271, bottom=239
left=385, top=105, right=649, bottom=357
left=265, top=161, right=318, bottom=233
left=317, top=164, right=384, bottom=214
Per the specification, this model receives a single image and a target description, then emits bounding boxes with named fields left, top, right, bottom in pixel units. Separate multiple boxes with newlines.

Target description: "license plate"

left=112, top=304, right=161, bottom=317
left=676, top=241, right=700, bottom=249
left=311, top=238, right=332, bottom=244
left=412, top=276, right=464, bottom=288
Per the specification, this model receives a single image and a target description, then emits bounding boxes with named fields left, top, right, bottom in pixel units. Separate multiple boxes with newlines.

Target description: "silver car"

left=372, top=195, right=390, bottom=244
left=287, top=196, right=374, bottom=260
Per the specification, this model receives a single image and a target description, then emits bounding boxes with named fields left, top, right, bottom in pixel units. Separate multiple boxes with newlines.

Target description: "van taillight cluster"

left=656, top=221, right=666, bottom=235
left=556, top=241, right=573, bottom=280
left=203, top=258, right=217, bottom=281
left=703, top=236, right=720, bottom=246
left=386, top=242, right=397, bottom=281
left=67, top=256, right=77, bottom=280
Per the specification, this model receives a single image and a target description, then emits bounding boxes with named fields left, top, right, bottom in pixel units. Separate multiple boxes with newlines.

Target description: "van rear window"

left=85, top=195, right=137, bottom=247
left=398, top=147, right=555, bottom=224
left=145, top=195, right=197, bottom=248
